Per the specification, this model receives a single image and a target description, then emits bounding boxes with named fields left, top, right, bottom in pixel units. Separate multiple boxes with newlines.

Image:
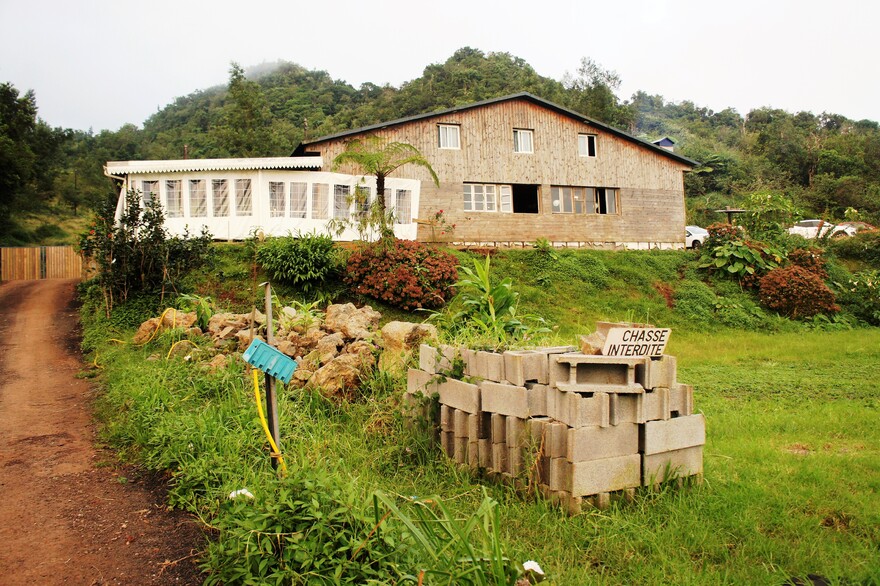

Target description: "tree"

left=332, top=136, right=439, bottom=238
left=562, top=58, right=633, bottom=129
left=212, top=63, right=278, bottom=157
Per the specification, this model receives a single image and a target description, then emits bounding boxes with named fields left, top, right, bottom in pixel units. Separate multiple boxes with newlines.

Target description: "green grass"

left=83, top=245, right=880, bottom=584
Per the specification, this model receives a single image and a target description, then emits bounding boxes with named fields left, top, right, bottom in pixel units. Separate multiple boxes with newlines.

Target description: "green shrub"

left=256, top=232, right=341, bottom=294
left=344, top=239, right=458, bottom=310
left=429, top=255, right=549, bottom=348
left=78, top=189, right=213, bottom=313
left=674, top=281, right=718, bottom=323
left=835, top=270, right=880, bottom=325
left=698, top=229, right=783, bottom=285
left=827, top=231, right=880, bottom=268
left=203, top=471, right=402, bottom=585
left=555, top=251, right=610, bottom=287
left=758, top=266, right=839, bottom=319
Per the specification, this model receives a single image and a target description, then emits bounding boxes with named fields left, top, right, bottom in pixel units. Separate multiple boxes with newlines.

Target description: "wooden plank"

left=1, top=246, right=82, bottom=281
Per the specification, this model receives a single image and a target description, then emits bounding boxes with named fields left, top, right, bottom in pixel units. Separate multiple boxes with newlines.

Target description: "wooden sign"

left=602, top=327, right=671, bottom=358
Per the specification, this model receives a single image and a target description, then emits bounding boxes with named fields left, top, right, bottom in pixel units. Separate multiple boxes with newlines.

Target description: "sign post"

left=602, top=327, right=671, bottom=358
left=263, top=282, right=281, bottom=468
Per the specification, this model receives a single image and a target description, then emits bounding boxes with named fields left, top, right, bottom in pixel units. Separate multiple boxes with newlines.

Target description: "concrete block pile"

left=407, top=343, right=705, bottom=513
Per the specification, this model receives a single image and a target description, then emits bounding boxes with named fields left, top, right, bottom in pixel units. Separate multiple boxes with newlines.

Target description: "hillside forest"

left=2, top=47, right=880, bottom=245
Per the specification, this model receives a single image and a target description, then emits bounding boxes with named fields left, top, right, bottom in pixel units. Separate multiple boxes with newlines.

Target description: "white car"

left=685, top=225, right=709, bottom=249
left=787, top=219, right=856, bottom=239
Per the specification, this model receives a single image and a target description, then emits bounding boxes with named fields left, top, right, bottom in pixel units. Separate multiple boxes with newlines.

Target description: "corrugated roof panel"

left=105, top=156, right=323, bottom=175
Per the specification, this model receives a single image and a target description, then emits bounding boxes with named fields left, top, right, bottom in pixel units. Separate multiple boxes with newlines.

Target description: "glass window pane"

left=165, top=180, right=182, bottom=217
left=189, top=179, right=206, bottom=217
left=395, top=189, right=411, bottom=224
left=269, top=181, right=285, bottom=217
left=142, top=180, right=158, bottom=204
left=499, top=185, right=512, bottom=213
left=333, top=184, right=350, bottom=219
left=585, top=187, right=596, bottom=214
left=485, top=185, right=496, bottom=211
left=463, top=184, right=473, bottom=211
left=606, top=188, right=617, bottom=214
left=312, top=183, right=328, bottom=219
left=290, top=182, right=307, bottom=218
left=212, top=179, right=229, bottom=217
left=235, top=179, right=252, bottom=216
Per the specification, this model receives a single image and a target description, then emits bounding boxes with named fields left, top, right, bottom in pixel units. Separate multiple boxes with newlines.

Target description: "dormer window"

left=438, top=124, right=460, bottom=149
left=513, top=129, right=533, bottom=153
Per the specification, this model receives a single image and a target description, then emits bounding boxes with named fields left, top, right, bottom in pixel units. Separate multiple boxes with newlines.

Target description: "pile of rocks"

left=407, top=341, right=705, bottom=513
left=133, top=303, right=436, bottom=398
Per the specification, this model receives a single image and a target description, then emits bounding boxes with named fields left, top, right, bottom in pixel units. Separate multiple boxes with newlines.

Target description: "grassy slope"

left=2, top=198, right=91, bottom=246
left=85, top=244, right=880, bottom=584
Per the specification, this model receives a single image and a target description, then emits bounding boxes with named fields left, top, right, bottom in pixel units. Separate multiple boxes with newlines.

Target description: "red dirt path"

left=0, top=279, right=205, bottom=585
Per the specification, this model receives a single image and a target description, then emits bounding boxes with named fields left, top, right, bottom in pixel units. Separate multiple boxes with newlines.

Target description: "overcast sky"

left=1, top=0, right=875, bottom=132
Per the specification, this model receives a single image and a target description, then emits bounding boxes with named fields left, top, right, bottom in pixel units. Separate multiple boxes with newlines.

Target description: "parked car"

left=685, top=225, right=709, bottom=249
left=836, top=221, right=877, bottom=233
left=787, top=219, right=856, bottom=239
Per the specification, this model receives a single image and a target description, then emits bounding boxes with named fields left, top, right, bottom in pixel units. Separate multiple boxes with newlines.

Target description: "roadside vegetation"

left=76, top=200, right=880, bottom=583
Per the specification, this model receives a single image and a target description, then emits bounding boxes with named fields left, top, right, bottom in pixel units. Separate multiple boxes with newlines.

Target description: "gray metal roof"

left=293, top=92, right=698, bottom=167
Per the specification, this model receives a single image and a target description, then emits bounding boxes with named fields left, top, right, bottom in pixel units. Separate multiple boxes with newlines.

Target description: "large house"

left=295, top=93, right=697, bottom=249
left=108, top=92, right=695, bottom=248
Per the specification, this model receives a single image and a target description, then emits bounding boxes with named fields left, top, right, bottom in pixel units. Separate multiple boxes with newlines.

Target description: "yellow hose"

left=136, top=307, right=180, bottom=346
left=165, top=339, right=198, bottom=360
left=251, top=369, right=287, bottom=474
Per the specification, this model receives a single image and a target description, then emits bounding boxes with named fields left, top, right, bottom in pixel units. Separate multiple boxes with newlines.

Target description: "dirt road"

left=0, top=280, right=204, bottom=585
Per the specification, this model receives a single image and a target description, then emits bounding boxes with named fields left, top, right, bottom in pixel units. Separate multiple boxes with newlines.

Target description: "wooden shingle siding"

left=306, top=98, right=690, bottom=246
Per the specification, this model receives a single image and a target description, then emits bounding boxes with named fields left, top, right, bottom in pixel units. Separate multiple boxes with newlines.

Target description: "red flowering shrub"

left=758, top=266, right=839, bottom=319
left=787, top=247, right=828, bottom=280
left=344, top=239, right=459, bottom=310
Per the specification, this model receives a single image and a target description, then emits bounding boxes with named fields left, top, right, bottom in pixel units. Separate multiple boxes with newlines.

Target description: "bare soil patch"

left=0, top=280, right=205, bottom=585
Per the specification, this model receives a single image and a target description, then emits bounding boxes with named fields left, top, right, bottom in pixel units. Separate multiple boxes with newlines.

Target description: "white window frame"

left=578, top=134, right=597, bottom=158
left=212, top=179, right=229, bottom=217
left=269, top=181, right=286, bottom=217
left=189, top=179, right=207, bottom=218
left=165, top=180, right=182, bottom=218
left=312, top=183, right=329, bottom=219
left=333, top=184, right=351, bottom=219
left=463, top=183, right=510, bottom=212
left=235, top=179, right=252, bottom=216
left=513, top=129, right=533, bottom=153
left=499, top=185, right=512, bottom=213
left=438, top=124, right=461, bottom=149
left=142, top=180, right=159, bottom=204
left=290, top=182, right=307, bottom=218
left=394, top=189, right=412, bottom=224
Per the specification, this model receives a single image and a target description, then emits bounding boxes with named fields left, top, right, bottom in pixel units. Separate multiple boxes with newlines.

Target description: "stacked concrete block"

left=408, top=343, right=704, bottom=513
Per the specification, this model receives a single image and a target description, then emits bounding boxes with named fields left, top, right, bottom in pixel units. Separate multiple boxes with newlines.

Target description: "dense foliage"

left=758, top=266, right=840, bottom=319
left=255, top=232, right=341, bottom=294
left=344, top=239, right=458, bottom=310
left=78, top=189, right=212, bottom=312
left=835, top=270, right=880, bottom=326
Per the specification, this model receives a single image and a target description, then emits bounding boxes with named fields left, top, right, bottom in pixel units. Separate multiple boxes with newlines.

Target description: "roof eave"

left=105, top=156, right=323, bottom=175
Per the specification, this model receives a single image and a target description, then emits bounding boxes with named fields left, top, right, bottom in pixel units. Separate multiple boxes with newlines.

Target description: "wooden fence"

left=1, top=246, right=83, bottom=281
